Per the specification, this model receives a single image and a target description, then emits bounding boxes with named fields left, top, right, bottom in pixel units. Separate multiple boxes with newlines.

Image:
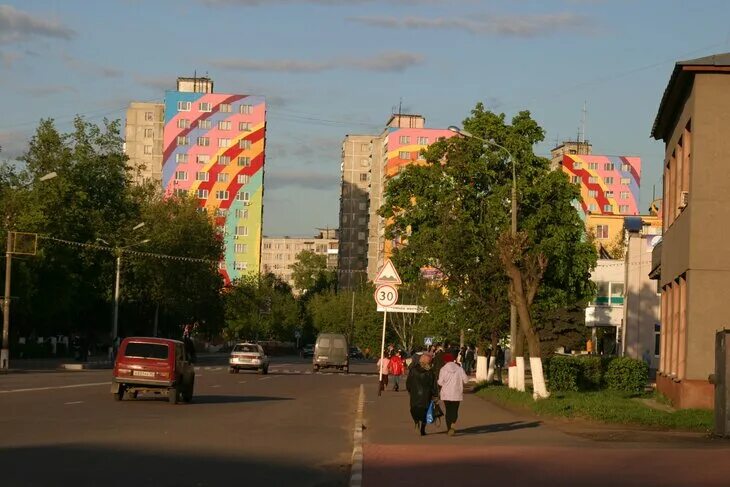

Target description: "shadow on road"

left=193, top=395, right=294, bottom=405
left=457, top=421, right=542, bottom=435
left=0, top=444, right=348, bottom=487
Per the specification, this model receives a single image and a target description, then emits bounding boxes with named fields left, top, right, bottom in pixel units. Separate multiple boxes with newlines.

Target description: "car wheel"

left=125, top=390, right=137, bottom=400
left=262, top=365, right=269, bottom=375
left=113, top=386, right=124, bottom=401
left=313, top=365, right=319, bottom=373
left=168, top=386, right=179, bottom=405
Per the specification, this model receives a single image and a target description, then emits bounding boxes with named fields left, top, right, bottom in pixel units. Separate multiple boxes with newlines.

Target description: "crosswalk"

left=194, top=366, right=374, bottom=377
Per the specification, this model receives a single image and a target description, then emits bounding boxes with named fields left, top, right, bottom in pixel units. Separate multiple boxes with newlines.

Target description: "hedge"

left=605, top=357, right=649, bottom=393
left=546, top=355, right=648, bottom=392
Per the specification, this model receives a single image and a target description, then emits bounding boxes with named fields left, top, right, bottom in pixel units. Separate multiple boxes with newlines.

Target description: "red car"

left=111, top=337, right=195, bottom=404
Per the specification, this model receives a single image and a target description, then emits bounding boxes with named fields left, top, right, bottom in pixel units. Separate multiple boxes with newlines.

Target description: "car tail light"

left=156, top=371, right=170, bottom=379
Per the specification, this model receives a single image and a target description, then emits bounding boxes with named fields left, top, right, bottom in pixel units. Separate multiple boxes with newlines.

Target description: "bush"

left=548, top=356, right=581, bottom=391
left=578, top=356, right=604, bottom=390
left=605, top=357, right=648, bottom=393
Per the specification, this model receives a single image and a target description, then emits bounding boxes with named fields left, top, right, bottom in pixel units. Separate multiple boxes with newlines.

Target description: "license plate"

left=133, top=371, right=155, bottom=377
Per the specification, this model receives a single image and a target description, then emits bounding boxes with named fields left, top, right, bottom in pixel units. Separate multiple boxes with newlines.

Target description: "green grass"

left=476, top=385, right=714, bottom=432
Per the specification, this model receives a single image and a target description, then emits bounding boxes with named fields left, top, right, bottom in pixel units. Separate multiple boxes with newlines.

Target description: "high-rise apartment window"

left=175, top=153, right=188, bottom=163
left=417, top=136, right=428, bottom=145
left=236, top=191, right=250, bottom=202
left=196, top=171, right=209, bottom=181
left=358, top=232, right=366, bottom=240
left=571, top=175, right=580, bottom=184
left=215, top=190, right=229, bottom=200
left=237, top=174, right=250, bottom=184
left=417, top=152, right=426, bottom=161
left=198, top=102, right=212, bottom=112
left=216, top=208, right=228, bottom=217
left=175, top=171, right=187, bottom=181
left=358, top=202, right=367, bottom=211
left=622, top=163, right=631, bottom=172
left=361, top=143, right=369, bottom=151
left=144, top=128, right=154, bottom=138
left=197, top=154, right=209, bottom=164
left=358, top=217, right=367, bottom=225
left=219, top=103, right=232, bottom=113
left=235, top=208, right=249, bottom=219
left=177, top=101, right=191, bottom=112
left=589, top=162, right=598, bottom=170
left=620, top=177, right=630, bottom=185
left=619, top=205, right=630, bottom=213
left=589, top=203, right=598, bottom=212
left=215, top=138, right=227, bottom=148
left=359, top=173, right=368, bottom=182
left=588, top=176, right=597, bottom=184
left=603, top=204, right=613, bottom=213
left=197, top=137, right=210, bottom=147
left=605, top=177, right=614, bottom=184
left=239, top=121, right=252, bottom=131
left=218, top=120, right=231, bottom=130
left=234, top=243, right=248, bottom=253
left=399, top=151, right=410, bottom=160
left=360, top=158, right=370, bottom=167
left=174, top=188, right=188, bottom=197
left=234, top=261, right=248, bottom=270
left=239, top=104, right=253, bottom=114
left=595, top=225, right=609, bottom=239
left=145, top=111, right=154, bottom=121
left=573, top=161, right=582, bottom=170
left=177, top=118, right=190, bottom=129
left=620, top=191, right=630, bottom=200
left=235, top=226, right=248, bottom=236
left=199, top=120, right=212, bottom=129
left=143, top=145, right=153, bottom=154
left=237, top=156, right=251, bottom=167
left=197, top=189, right=208, bottom=199
left=217, top=173, right=229, bottom=183
left=588, top=190, right=598, bottom=198
left=399, top=136, right=410, bottom=144
left=604, top=163, right=615, bottom=171
left=218, top=155, right=231, bottom=165
left=239, top=139, right=251, bottom=150
left=177, top=136, right=188, bottom=146
left=605, top=190, right=614, bottom=198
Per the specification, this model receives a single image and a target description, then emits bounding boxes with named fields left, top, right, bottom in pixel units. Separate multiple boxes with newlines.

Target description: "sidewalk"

left=361, top=383, right=730, bottom=487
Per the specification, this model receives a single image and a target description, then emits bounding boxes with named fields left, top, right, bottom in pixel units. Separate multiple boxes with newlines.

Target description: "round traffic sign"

left=374, top=284, right=398, bottom=307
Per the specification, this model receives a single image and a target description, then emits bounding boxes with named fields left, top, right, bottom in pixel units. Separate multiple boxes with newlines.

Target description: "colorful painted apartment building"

left=559, top=154, right=642, bottom=247
left=158, top=77, right=266, bottom=282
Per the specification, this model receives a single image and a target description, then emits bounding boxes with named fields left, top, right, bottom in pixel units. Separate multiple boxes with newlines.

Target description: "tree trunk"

left=486, top=331, right=497, bottom=383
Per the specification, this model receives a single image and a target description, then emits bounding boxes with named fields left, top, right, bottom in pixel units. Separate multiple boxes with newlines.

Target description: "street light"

left=97, top=228, right=149, bottom=359
left=448, top=126, right=519, bottom=383
left=2, top=171, right=58, bottom=370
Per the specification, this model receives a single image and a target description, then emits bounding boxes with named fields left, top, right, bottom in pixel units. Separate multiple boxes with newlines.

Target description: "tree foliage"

left=290, top=249, right=336, bottom=294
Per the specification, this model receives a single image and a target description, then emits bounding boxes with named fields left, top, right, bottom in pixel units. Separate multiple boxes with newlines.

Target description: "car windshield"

left=233, top=344, right=259, bottom=353
left=124, top=342, right=169, bottom=359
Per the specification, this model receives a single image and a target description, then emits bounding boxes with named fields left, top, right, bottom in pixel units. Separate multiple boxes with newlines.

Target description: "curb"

left=59, top=362, right=111, bottom=370
left=350, top=383, right=365, bottom=487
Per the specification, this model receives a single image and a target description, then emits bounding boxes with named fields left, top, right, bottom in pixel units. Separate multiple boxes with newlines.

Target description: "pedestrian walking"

left=465, top=345, right=475, bottom=375
left=377, top=352, right=391, bottom=392
left=495, top=345, right=505, bottom=383
left=438, top=352, right=470, bottom=436
left=406, top=353, right=438, bottom=436
left=389, top=350, right=405, bottom=391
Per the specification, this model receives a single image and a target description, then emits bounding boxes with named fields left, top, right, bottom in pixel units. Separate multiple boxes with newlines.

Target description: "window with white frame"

left=143, top=145, right=153, bottom=154
left=238, top=139, right=251, bottom=150
left=588, top=176, right=597, bottom=184
left=216, top=208, right=228, bottom=217
left=239, top=104, right=253, bottom=114
left=237, top=174, right=250, bottom=184
left=235, top=226, right=248, bottom=236
left=175, top=153, right=188, bottom=163
left=620, top=177, right=630, bottom=185
left=622, top=163, right=631, bottom=172
left=237, top=156, right=250, bottom=167
left=234, top=243, right=248, bottom=253
left=604, top=163, right=615, bottom=171
left=177, top=135, right=188, bottom=146
left=197, top=137, right=209, bottom=147
left=198, top=102, right=212, bottom=112
left=399, top=135, right=410, bottom=144
left=588, top=190, right=598, bottom=198
left=196, top=171, right=208, bottom=181
left=197, top=189, right=208, bottom=199
left=219, top=103, right=232, bottom=113
left=175, top=170, right=187, bottom=181
left=219, top=138, right=231, bottom=148
left=399, top=151, right=410, bottom=159
left=197, top=154, right=209, bottom=164
left=218, top=155, right=230, bottom=165
left=198, top=120, right=211, bottom=129
left=215, top=190, right=229, bottom=200
left=235, top=208, right=248, bottom=219
left=417, top=152, right=426, bottom=161
left=603, top=204, right=613, bottom=212
left=177, top=118, right=189, bottom=129
left=417, top=136, right=428, bottom=145
left=595, top=224, right=609, bottom=239
left=589, top=203, right=598, bottom=212
left=174, top=188, right=188, bottom=197
left=605, top=190, right=614, bottom=198
left=619, top=205, right=630, bottom=213
left=605, top=176, right=614, bottom=184
left=239, top=121, right=252, bottom=131
left=620, top=191, right=630, bottom=200
left=591, top=281, right=624, bottom=306
left=145, top=111, right=154, bottom=121
left=236, top=191, right=250, bottom=202
left=588, top=162, right=598, bottom=170
left=177, top=101, right=191, bottom=111
left=571, top=175, right=580, bottom=184
left=234, top=261, right=248, bottom=270
left=217, top=173, right=229, bottom=183
left=218, top=120, right=231, bottom=130
left=573, top=161, right=583, bottom=170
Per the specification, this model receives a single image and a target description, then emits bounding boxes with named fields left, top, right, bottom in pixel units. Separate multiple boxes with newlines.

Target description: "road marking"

left=64, top=401, right=84, bottom=405
left=350, top=384, right=365, bottom=487
left=210, top=384, right=221, bottom=388
left=0, top=382, right=109, bottom=394
left=238, top=380, right=247, bottom=384
left=305, top=371, right=312, bottom=375
left=259, top=377, right=271, bottom=381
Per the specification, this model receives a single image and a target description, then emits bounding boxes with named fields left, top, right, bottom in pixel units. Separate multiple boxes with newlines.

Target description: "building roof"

left=652, top=53, right=730, bottom=141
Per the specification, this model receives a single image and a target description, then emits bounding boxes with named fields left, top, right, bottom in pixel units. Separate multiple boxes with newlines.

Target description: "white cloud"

left=0, top=5, right=76, bottom=45
left=211, top=51, right=424, bottom=73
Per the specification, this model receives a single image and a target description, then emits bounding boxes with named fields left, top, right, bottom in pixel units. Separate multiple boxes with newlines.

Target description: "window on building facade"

left=218, top=155, right=231, bottom=165
left=417, top=152, right=426, bottom=161
left=215, top=190, right=229, bottom=200
left=417, top=136, right=428, bottom=145
left=216, top=208, right=227, bottom=217
left=197, top=154, right=209, bottom=164
left=237, top=174, right=250, bottom=185
left=654, top=324, right=661, bottom=357
left=605, top=190, right=614, bottom=198
left=235, top=243, right=248, bottom=253
left=620, top=191, right=630, bottom=200
left=358, top=232, right=366, bottom=240
left=218, top=138, right=230, bottom=148
left=177, top=118, right=189, bottom=129
left=197, top=137, right=210, bottom=147
left=217, top=173, right=228, bottom=183
left=237, top=156, right=250, bottom=167
left=360, top=158, right=370, bottom=167
left=358, top=202, right=367, bottom=211
left=237, top=191, right=250, bottom=202
left=359, top=173, right=368, bottom=182
left=595, top=225, right=609, bottom=239
left=174, top=188, right=188, bottom=197
left=177, top=136, right=188, bottom=146
left=175, top=153, right=188, bottom=163
left=399, top=135, right=410, bottom=144
left=619, top=205, right=630, bottom=213
left=143, top=145, right=153, bottom=154
left=589, top=203, right=598, bottom=212
left=145, top=111, right=154, bottom=121
left=235, top=208, right=248, bottom=219
left=219, top=103, right=232, bottom=113
left=571, top=175, right=580, bottom=184
left=605, top=177, right=614, bottom=184
left=589, top=162, right=598, bottom=170
left=144, top=128, right=154, bottom=138
left=234, top=261, right=248, bottom=271
left=399, top=151, right=410, bottom=160
left=197, top=189, right=208, bottom=199
left=360, top=143, right=369, bottom=151
left=604, top=163, right=615, bottom=171
left=177, top=101, right=191, bottom=111
left=239, top=139, right=251, bottom=150
left=239, top=121, right=252, bottom=131
left=588, top=190, right=598, bottom=198
left=588, top=176, right=597, bottom=184
left=239, top=104, right=253, bottom=114
left=573, top=161, right=582, bottom=170
left=603, top=204, right=613, bottom=213
left=196, top=171, right=208, bottom=181
left=198, top=102, right=212, bottom=112
left=620, top=177, right=630, bottom=185
left=622, top=163, right=631, bottom=172
left=199, top=120, right=212, bottom=129
left=175, top=171, right=187, bottom=181
left=235, top=226, right=248, bottom=236
left=218, top=120, right=231, bottom=131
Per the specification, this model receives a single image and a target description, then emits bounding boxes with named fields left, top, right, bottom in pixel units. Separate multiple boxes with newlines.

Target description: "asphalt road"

left=0, top=356, right=378, bottom=487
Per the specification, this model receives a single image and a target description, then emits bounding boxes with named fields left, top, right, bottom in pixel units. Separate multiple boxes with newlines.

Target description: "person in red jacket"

left=388, top=350, right=405, bottom=392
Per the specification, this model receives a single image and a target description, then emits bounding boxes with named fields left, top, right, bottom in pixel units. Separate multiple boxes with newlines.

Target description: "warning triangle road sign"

left=374, top=259, right=402, bottom=285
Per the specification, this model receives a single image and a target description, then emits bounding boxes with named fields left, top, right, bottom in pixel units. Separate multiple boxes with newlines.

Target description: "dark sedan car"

left=301, top=344, right=314, bottom=358
left=349, top=346, right=364, bottom=359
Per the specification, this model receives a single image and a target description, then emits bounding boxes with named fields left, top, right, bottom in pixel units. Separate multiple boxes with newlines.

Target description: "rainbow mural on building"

left=162, top=91, right=266, bottom=283
left=561, top=154, right=641, bottom=217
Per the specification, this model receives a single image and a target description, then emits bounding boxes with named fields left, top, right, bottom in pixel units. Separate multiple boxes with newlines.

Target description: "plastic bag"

left=426, top=400, right=435, bottom=424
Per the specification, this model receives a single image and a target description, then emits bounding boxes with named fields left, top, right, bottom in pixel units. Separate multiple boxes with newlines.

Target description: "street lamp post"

left=1, top=172, right=58, bottom=370
left=448, top=126, right=519, bottom=385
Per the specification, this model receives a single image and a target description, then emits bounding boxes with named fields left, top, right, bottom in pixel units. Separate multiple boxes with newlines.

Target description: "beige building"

left=650, top=52, right=730, bottom=409
left=124, top=102, right=164, bottom=184
left=549, top=139, right=592, bottom=170
left=261, top=229, right=338, bottom=292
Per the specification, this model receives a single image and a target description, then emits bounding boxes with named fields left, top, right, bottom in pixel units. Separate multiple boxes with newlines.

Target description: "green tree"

left=290, top=249, right=336, bottom=294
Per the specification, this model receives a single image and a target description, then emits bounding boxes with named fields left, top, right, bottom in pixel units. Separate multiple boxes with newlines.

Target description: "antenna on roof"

left=580, top=100, right=588, bottom=144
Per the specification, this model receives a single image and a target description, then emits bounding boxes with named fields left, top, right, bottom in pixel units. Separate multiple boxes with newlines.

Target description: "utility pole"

left=1, top=232, right=12, bottom=369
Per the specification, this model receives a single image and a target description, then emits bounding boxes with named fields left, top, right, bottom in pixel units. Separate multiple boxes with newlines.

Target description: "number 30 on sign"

left=374, top=284, right=398, bottom=308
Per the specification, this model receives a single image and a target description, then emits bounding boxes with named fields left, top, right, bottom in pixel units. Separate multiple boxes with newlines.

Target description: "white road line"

left=210, top=384, right=221, bottom=388
left=64, top=401, right=84, bottom=405
left=350, top=384, right=365, bottom=487
left=259, top=377, right=271, bottom=381
left=0, top=382, right=109, bottom=394
left=238, top=380, right=247, bottom=384
left=305, top=371, right=312, bottom=375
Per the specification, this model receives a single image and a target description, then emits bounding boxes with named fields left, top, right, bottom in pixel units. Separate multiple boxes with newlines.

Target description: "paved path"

left=363, top=385, right=730, bottom=487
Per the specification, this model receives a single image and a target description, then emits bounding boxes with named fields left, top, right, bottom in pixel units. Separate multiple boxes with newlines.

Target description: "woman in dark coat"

left=406, top=353, right=438, bottom=436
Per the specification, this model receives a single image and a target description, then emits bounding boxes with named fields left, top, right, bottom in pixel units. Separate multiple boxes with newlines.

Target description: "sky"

left=1, top=0, right=729, bottom=236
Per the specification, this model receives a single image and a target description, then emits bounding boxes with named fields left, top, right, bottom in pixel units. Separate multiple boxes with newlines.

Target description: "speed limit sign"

left=374, top=284, right=398, bottom=308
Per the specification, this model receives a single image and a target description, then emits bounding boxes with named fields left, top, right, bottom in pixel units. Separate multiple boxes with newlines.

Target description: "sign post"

left=374, top=260, right=401, bottom=396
